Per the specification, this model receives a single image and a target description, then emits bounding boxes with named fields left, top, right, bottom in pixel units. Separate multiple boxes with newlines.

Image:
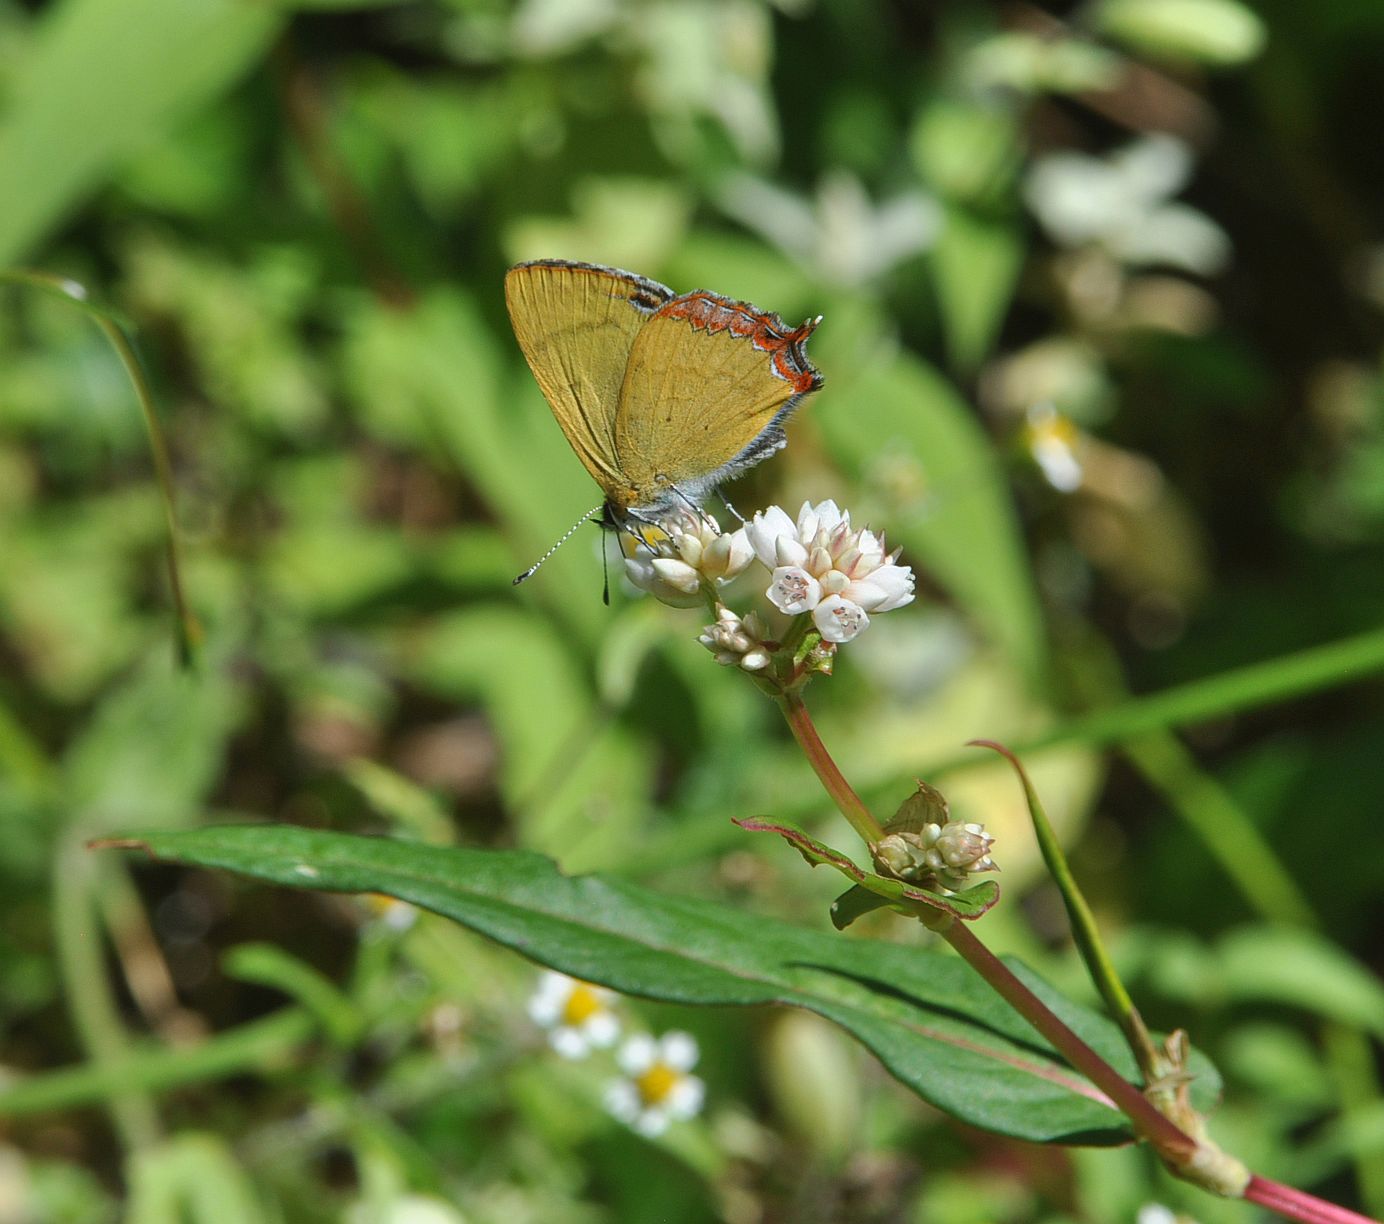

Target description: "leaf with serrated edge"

left=96, top=825, right=1220, bottom=1145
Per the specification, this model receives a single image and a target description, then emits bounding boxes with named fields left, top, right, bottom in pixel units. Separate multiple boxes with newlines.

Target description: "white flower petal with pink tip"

left=846, top=563, right=915, bottom=612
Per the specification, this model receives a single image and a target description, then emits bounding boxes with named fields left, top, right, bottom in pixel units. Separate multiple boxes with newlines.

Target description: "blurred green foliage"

left=1, top=0, right=1383, bottom=1220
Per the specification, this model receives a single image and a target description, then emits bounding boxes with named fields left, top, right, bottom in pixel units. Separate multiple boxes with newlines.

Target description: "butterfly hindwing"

left=613, top=291, right=822, bottom=508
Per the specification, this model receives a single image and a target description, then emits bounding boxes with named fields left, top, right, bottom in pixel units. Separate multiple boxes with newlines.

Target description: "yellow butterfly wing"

left=613, top=291, right=822, bottom=511
left=505, top=260, right=675, bottom=491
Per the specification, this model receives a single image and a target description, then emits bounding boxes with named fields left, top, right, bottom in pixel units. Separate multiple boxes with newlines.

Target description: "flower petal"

left=747, top=505, right=796, bottom=567
left=847, top=564, right=915, bottom=612
left=659, top=1031, right=700, bottom=1071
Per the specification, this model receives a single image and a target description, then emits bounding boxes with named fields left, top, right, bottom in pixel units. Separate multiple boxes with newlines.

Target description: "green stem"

left=0, top=269, right=202, bottom=664
left=1122, top=732, right=1314, bottom=926
left=776, top=690, right=885, bottom=844
left=51, top=838, right=161, bottom=1150
left=975, top=741, right=1158, bottom=1074
left=0, top=1008, right=315, bottom=1118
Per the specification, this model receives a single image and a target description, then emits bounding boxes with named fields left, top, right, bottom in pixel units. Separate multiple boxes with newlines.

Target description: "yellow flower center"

left=561, top=983, right=603, bottom=1027
left=636, top=1062, right=680, bottom=1106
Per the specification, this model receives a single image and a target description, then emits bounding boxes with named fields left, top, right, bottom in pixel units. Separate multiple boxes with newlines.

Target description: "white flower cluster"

left=623, top=510, right=754, bottom=607
left=697, top=605, right=771, bottom=672
left=873, top=819, right=998, bottom=893
left=748, top=500, right=914, bottom=642
left=1024, top=134, right=1230, bottom=276
left=623, top=500, right=915, bottom=652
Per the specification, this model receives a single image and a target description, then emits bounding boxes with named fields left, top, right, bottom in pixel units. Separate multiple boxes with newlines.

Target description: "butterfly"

left=505, top=259, right=823, bottom=579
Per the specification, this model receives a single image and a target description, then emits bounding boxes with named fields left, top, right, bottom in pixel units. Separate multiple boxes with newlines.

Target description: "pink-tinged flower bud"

left=650, top=557, right=702, bottom=594
left=698, top=605, right=773, bottom=673
left=872, top=794, right=998, bottom=893
left=936, top=821, right=996, bottom=873
left=623, top=511, right=754, bottom=607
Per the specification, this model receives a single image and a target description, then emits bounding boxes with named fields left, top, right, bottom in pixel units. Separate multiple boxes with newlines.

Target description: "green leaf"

left=1216, top=927, right=1384, bottom=1038
left=1095, top=0, right=1267, bottom=67
left=405, top=606, right=654, bottom=870
left=829, top=884, right=897, bottom=928
left=62, top=649, right=242, bottom=831
left=931, top=206, right=1024, bottom=372
left=99, top=825, right=1222, bottom=1145
left=0, top=0, right=282, bottom=264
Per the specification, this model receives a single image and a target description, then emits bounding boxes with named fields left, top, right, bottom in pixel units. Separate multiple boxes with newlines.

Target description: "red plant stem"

left=777, top=691, right=885, bottom=843
left=774, top=692, right=1379, bottom=1223
left=941, top=919, right=1197, bottom=1163
left=1245, top=1176, right=1381, bottom=1224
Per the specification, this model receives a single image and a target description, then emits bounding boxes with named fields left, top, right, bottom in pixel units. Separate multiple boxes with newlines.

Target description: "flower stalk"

left=776, top=689, right=885, bottom=844
left=621, top=494, right=1377, bottom=1223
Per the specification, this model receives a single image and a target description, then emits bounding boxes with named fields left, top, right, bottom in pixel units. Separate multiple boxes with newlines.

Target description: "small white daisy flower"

left=1023, top=402, right=1085, bottom=492
left=362, top=894, right=418, bottom=931
left=748, top=501, right=915, bottom=642
left=527, top=972, right=621, bottom=1059
left=623, top=511, right=754, bottom=607
left=603, top=1031, right=705, bottom=1137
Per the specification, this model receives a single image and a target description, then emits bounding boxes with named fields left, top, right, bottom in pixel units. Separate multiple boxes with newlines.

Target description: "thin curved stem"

left=1245, top=1175, right=1381, bottom=1224
left=776, top=690, right=885, bottom=844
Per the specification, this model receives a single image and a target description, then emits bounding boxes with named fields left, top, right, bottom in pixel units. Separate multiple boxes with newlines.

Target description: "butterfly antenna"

left=513, top=504, right=605, bottom=585
left=601, top=531, right=611, bottom=606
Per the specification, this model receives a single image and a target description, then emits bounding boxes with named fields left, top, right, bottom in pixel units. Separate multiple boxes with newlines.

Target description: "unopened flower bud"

left=872, top=814, right=997, bottom=893
left=698, top=605, right=772, bottom=672
left=624, top=511, right=754, bottom=607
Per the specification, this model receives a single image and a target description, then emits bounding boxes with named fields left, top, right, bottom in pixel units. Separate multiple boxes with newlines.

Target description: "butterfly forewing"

left=504, top=260, right=675, bottom=489
left=613, top=291, right=822, bottom=508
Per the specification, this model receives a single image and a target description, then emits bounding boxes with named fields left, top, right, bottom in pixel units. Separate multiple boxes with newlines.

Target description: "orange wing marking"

left=657, top=292, right=823, bottom=395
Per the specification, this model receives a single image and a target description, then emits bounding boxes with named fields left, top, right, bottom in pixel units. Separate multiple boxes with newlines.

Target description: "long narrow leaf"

left=98, top=824, right=1221, bottom=1146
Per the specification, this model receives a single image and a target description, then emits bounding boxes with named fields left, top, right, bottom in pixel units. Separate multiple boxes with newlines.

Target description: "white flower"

left=716, top=169, right=940, bottom=287
left=604, top=1031, right=705, bottom=1137
left=527, top=971, right=621, bottom=1059
left=698, top=604, right=772, bottom=672
left=1024, top=135, right=1230, bottom=275
left=1024, top=402, right=1084, bottom=492
left=623, top=511, right=753, bottom=607
left=748, top=501, right=915, bottom=642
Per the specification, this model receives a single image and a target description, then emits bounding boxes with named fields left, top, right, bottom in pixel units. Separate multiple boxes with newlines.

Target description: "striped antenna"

left=513, top=504, right=606, bottom=585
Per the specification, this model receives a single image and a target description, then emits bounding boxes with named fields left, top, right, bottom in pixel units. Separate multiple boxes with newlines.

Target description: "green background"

left=1, top=0, right=1383, bottom=1220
